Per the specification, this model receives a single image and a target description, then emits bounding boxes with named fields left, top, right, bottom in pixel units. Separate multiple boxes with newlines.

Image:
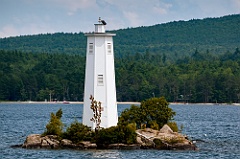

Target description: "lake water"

left=0, top=103, right=239, bottom=159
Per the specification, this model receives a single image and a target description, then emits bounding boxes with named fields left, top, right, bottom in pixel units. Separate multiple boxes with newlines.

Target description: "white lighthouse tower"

left=82, top=18, right=118, bottom=129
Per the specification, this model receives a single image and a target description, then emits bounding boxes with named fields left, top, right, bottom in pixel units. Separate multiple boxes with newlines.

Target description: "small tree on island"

left=43, top=108, right=94, bottom=143
left=42, top=108, right=64, bottom=137
left=89, top=95, right=102, bottom=133
left=118, top=97, right=176, bottom=130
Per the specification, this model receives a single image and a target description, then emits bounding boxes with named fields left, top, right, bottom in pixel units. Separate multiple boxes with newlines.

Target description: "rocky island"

left=16, top=97, right=197, bottom=151
left=21, top=125, right=196, bottom=150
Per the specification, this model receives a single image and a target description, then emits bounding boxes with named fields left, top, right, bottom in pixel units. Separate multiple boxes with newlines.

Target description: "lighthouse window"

left=98, top=74, right=104, bottom=85
left=107, top=43, right=111, bottom=54
left=89, top=43, right=93, bottom=54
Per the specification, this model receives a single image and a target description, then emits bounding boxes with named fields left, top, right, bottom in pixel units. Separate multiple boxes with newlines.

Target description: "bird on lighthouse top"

left=98, top=17, right=107, bottom=25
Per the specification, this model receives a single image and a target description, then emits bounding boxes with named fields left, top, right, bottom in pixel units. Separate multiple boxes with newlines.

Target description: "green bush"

left=118, top=105, right=142, bottom=128
left=119, top=97, right=176, bottom=130
left=42, top=109, right=64, bottom=137
left=167, top=122, right=179, bottom=132
left=124, top=123, right=137, bottom=144
left=149, top=120, right=159, bottom=130
left=62, top=120, right=94, bottom=143
left=95, top=124, right=137, bottom=146
left=96, top=126, right=120, bottom=145
left=141, top=97, right=176, bottom=128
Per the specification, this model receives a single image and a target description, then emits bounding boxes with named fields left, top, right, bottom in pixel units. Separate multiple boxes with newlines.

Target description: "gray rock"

left=22, top=134, right=61, bottom=149
left=61, top=139, right=73, bottom=146
left=22, top=134, right=42, bottom=149
left=159, top=124, right=174, bottom=134
left=136, top=126, right=197, bottom=150
left=41, top=139, right=50, bottom=148
left=79, top=141, right=97, bottom=149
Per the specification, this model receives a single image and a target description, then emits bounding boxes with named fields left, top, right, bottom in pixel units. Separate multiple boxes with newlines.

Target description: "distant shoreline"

left=0, top=101, right=140, bottom=105
left=0, top=101, right=240, bottom=106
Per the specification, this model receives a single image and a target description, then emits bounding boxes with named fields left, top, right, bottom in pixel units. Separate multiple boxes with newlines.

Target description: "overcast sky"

left=1, top=0, right=240, bottom=38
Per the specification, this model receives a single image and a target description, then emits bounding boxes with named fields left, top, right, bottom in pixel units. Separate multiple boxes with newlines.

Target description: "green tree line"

left=0, top=50, right=85, bottom=101
left=1, top=48, right=240, bottom=103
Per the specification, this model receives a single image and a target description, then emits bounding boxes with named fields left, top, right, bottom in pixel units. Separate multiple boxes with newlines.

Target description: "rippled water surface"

left=0, top=103, right=239, bottom=159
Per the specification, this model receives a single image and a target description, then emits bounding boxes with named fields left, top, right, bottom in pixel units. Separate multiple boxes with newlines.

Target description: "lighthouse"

left=82, top=18, right=118, bottom=129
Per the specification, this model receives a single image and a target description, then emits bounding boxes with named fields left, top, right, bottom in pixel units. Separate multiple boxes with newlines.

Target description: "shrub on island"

left=95, top=123, right=137, bottom=148
left=42, top=108, right=64, bottom=138
left=62, top=121, right=95, bottom=144
left=118, top=97, right=176, bottom=130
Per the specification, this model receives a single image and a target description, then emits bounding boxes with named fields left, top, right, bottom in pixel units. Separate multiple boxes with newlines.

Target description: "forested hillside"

left=0, top=33, right=86, bottom=55
left=0, top=14, right=239, bottom=61
left=1, top=48, right=240, bottom=103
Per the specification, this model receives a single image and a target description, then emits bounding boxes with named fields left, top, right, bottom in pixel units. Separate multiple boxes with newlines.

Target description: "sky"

left=0, top=0, right=240, bottom=38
